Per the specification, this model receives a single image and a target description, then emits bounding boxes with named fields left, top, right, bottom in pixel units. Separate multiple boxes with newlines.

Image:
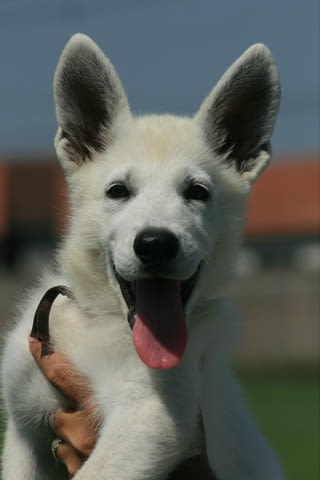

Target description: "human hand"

left=29, top=337, right=98, bottom=478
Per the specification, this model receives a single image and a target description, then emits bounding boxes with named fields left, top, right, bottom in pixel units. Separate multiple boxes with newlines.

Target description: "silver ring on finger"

left=51, top=438, right=64, bottom=462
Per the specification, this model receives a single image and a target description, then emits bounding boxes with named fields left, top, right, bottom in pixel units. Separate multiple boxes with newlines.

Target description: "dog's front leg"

left=2, top=418, right=67, bottom=480
left=2, top=419, right=40, bottom=480
left=201, top=361, right=285, bottom=480
left=73, top=397, right=192, bottom=480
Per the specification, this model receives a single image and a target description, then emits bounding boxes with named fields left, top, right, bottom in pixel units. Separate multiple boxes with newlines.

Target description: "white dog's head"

left=54, top=34, right=280, bottom=369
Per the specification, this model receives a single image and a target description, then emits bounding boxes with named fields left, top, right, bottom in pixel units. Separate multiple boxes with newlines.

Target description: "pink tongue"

left=132, top=279, right=188, bottom=369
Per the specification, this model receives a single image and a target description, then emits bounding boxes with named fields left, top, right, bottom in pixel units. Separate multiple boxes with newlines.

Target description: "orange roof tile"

left=245, top=157, right=320, bottom=237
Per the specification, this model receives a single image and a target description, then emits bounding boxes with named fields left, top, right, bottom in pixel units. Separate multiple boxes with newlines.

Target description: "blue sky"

left=0, top=0, right=319, bottom=158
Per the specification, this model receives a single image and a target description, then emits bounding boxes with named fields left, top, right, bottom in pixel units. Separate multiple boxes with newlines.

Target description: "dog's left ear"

left=54, top=34, right=131, bottom=172
left=195, top=44, right=280, bottom=182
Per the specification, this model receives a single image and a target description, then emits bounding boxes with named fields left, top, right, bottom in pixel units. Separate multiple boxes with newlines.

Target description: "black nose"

left=133, top=228, right=179, bottom=267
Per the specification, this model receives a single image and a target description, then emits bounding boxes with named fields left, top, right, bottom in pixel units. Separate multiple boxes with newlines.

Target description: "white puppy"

left=1, top=34, right=284, bottom=480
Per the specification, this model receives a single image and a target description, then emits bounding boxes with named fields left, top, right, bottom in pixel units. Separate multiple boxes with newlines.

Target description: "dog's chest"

left=47, top=293, right=203, bottom=433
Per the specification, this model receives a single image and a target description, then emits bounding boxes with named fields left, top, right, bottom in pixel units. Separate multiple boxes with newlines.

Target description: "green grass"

left=0, top=372, right=319, bottom=479
left=241, top=371, right=320, bottom=480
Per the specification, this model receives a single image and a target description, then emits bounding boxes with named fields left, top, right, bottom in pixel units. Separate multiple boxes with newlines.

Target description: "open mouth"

left=115, top=268, right=200, bottom=370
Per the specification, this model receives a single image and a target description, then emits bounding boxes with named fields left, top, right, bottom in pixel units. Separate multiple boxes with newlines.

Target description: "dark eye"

left=184, top=183, right=210, bottom=202
left=106, top=183, right=130, bottom=199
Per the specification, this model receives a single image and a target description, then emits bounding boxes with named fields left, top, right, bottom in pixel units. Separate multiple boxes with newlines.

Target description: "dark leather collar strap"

left=30, top=285, right=73, bottom=346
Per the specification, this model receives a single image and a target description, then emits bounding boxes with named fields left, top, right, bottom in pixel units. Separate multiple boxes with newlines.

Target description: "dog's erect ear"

left=195, top=44, right=280, bottom=182
left=54, top=34, right=131, bottom=171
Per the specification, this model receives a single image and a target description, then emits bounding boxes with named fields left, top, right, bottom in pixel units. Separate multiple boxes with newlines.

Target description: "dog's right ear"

left=54, top=34, right=131, bottom=172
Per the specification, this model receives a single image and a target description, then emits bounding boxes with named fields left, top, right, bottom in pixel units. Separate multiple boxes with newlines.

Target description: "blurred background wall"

left=0, top=1, right=319, bottom=478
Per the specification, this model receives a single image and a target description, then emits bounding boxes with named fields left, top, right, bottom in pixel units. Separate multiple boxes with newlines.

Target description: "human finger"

left=29, top=336, right=92, bottom=406
left=51, top=408, right=97, bottom=457
left=52, top=440, right=84, bottom=478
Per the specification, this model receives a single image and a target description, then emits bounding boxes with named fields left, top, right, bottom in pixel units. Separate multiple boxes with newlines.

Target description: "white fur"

left=1, top=34, right=284, bottom=479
